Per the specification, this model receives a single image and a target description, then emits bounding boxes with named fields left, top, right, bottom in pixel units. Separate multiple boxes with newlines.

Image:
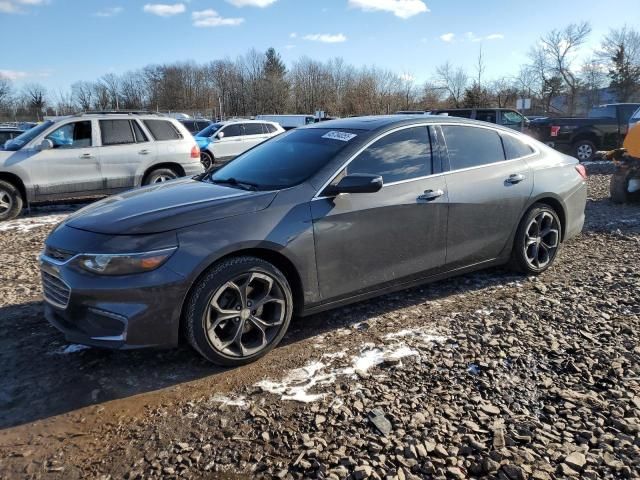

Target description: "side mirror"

left=216, top=131, right=225, bottom=140
left=326, top=173, right=383, bottom=195
left=37, top=139, right=54, bottom=151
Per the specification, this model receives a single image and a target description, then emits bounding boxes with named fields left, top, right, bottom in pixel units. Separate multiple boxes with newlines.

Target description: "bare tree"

left=580, top=59, right=607, bottom=109
left=22, top=83, right=47, bottom=120
left=535, top=22, right=592, bottom=114
left=0, top=75, right=12, bottom=107
left=71, top=81, right=94, bottom=111
left=100, top=73, right=121, bottom=110
left=435, top=62, right=469, bottom=107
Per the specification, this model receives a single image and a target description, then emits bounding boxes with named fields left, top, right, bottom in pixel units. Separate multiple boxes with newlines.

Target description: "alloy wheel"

left=523, top=211, right=560, bottom=269
left=576, top=144, right=593, bottom=161
left=205, top=272, right=286, bottom=358
left=0, top=189, right=13, bottom=215
left=153, top=174, right=173, bottom=183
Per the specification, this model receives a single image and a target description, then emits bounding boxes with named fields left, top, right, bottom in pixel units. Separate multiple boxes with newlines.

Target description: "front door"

left=213, top=123, right=244, bottom=161
left=439, top=124, right=533, bottom=268
left=312, top=125, right=448, bottom=301
left=31, top=119, right=103, bottom=201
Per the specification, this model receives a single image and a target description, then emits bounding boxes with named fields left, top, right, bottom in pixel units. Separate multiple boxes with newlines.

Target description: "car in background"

left=0, top=112, right=204, bottom=221
left=0, top=126, right=26, bottom=146
left=40, top=115, right=587, bottom=366
left=195, top=120, right=284, bottom=169
left=255, top=114, right=316, bottom=130
left=430, top=108, right=529, bottom=131
left=527, top=103, right=640, bottom=161
left=179, top=118, right=213, bottom=135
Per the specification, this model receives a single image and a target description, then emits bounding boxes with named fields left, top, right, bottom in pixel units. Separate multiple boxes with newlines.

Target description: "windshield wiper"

left=210, top=177, right=259, bottom=191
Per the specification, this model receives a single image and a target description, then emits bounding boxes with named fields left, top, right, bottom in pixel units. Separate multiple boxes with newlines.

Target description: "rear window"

left=264, top=123, right=278, bottom=134
left=132, top=121, right=148, bottom=142
left=442, top=125, right=505, bottom=170
left=501, top=133, right=534, bottom=159
left=100, top=120, right=135, bottom=146
left=144, top=120, right=183, bottom=141
left=208, top=128, right=358, bottom=190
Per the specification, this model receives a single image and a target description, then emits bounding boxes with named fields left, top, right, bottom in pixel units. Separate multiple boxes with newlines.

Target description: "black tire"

left=184, top=256, right=293, bottom=366
left=610, top=170, right=629, bottom=204
left=0, top=180, right=24, bottom=221
left=573, top=139, right=596, bottom=162
left=510, top=203, right=562, bottom=274
left=142, top=168, right=179, bottom=186
left=200, top=151, right=214, bottom=171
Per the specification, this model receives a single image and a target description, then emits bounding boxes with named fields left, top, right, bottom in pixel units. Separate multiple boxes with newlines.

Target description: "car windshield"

left=204, top=128, right=359, bottom=190
left=197, top=123, right=223, bottom=137
left=3, top=121, right=54, bottom=151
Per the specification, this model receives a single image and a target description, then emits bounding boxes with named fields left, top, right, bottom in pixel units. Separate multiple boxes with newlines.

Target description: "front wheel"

left=184, top=256, right=293, bottom=366
left=200, top=151, right=214, bottom=171
left=142, top=168, right=179, bottom=185
left=573, top=139, right=596, bottom=162
left=510, top=204, right=562, bottom=274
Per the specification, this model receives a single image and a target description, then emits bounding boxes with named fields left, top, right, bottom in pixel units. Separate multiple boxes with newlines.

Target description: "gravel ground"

left=0, top=165, right=639, bottom=480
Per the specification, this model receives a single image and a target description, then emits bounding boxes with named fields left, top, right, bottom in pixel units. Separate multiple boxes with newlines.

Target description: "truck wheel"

left=0, top=180, right=24, bottom=221
left=573, top=140, right=596, bottom=162
left=610, top=171, right=629, bottom=204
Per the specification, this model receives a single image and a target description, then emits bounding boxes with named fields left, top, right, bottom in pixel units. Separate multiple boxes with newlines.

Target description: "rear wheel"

left=510, top=204, right=562, bottom=274
left=573, top=139, right=596, bottom=162
left=200, top=151, right=214, bottom=171
left=0, top=180, right=23, bottom=221
left=142, top=168, right=179, bottom=185
left=184, top=256, right=293, bottom=366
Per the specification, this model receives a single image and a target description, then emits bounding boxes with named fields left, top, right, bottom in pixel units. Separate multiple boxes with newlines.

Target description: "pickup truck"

left=526, top=103, right=640, bottom=161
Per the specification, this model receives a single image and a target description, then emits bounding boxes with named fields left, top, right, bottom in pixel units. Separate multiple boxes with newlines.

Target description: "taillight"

left=575, top=164, right=587, bottom=180
left=191, top=144, right=200, bottom=159
left=550, top=126, right=561, bottom=137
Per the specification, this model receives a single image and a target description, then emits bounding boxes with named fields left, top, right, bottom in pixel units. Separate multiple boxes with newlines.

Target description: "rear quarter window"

left=143, top=120, right=183, bottom=141
left=501, top=134, right=534, bottom=159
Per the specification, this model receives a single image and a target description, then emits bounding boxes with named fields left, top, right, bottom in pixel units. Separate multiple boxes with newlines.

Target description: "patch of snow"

left=0, top=213, right=69, bottom=233
left=210, top=394, right=248, bottom=408
left=475, top=308, right=494, bottom=315
left=56, top=344, right=91, bottom=354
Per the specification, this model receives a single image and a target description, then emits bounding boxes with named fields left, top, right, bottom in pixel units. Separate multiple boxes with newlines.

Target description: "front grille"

left=44, top=246, right=75, bottom=263
left=42, top=271, right=71, bottom=308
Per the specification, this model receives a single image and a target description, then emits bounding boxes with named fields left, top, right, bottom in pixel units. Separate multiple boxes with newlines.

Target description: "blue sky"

left=1, top=0, right=637, bottom=92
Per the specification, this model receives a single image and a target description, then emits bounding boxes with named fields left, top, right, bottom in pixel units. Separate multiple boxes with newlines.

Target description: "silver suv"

left=0, top=112, right=204, bottom=220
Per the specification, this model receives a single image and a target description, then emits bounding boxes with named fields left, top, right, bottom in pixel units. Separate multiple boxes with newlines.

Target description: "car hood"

left=64, top=178, right=277, bottom=235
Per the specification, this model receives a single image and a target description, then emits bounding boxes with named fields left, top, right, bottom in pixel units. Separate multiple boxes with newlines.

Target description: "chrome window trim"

left=312, top=121, right=539, bottom=200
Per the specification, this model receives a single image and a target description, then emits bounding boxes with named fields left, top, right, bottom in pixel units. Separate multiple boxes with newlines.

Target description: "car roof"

left=304, top=114, right=488, bottom=132
left=222, top=119, right=278, bottom=125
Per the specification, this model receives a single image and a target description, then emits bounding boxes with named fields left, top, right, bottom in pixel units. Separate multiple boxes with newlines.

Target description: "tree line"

left=1, top=24, right=639, bottom=122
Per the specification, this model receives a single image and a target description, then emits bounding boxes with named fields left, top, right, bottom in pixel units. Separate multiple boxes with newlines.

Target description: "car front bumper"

left=40, top=253, right=188, bottom=349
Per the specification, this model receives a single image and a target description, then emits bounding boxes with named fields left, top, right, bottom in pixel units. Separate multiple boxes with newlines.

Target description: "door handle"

left=506, top=173, right=526, bottom=184
left=79, top=153, right=94, bottom=159
left=418, top=189, right=444, bottom=201
left=138, top=149, right=150, bottom=155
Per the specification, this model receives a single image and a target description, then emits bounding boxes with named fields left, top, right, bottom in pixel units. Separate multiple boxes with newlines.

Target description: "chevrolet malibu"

left=40, top=116, right=587, bottom=366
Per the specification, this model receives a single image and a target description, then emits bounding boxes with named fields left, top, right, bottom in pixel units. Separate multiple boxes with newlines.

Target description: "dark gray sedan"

left=40, top=116, right=587, bottom=365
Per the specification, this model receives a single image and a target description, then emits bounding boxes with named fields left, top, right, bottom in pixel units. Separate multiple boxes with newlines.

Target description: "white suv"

left=0, top=112, right=204, bottom=221
left=196, top=120, right=284, bottom=169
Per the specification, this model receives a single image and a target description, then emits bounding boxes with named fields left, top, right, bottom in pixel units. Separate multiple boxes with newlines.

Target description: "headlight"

left=76, top=247, right=177, bottom=275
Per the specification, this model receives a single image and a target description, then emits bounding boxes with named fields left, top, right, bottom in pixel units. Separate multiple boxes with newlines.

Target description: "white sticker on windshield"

left=322, top=131, right=357, bottom=142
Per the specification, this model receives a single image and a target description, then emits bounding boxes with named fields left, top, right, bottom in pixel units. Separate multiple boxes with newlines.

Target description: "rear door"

left=242, top=123, right=269, bottom=149
left=98, top=119, right=155, bottom=192
left=30, top=119, right=103, bottom=201
left=439, top=124, right=533, bottom=268
left=143, top=119, right=186, bottom=166
left=312, top=125, right=448, bottom=301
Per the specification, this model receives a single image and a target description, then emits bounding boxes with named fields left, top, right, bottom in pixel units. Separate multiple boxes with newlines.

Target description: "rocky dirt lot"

left=0, top=165, right=639, bottom=480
